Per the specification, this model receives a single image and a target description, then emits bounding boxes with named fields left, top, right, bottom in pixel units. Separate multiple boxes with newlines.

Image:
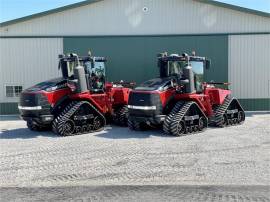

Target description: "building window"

left=5, top=85, right=23, bottom=97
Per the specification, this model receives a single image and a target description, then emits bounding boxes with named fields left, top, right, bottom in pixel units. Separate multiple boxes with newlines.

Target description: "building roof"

left=0, top=0, right=103, bottom=27
left=196, top=0, right=270, bottom=18
left=0, top=0, right=269, bottom=27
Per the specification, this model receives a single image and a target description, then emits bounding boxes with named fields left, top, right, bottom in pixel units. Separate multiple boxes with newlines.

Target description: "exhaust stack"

left=183, top=65, right=195, bottom=93
left=74, top=65, right=88, bottom=93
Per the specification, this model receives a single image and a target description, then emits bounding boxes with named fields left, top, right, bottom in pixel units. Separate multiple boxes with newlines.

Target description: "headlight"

left=127, top=105, right=156, bottom=110
left=18, top=106, right=42, bottom=110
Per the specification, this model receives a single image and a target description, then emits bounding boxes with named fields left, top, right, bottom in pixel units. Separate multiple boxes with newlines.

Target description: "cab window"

left=90, top=61, right=106, bottom=91
left=190, top=61, right=204, bottom=92
left=167, top=61, right=186, bottom=77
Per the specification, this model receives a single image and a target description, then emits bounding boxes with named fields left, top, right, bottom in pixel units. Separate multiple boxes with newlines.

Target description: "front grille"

left=20, top=93, right=38, bottom=107
left=128, top=91, right=162, bottom=116
left=19, top=93, right=51, bottom=115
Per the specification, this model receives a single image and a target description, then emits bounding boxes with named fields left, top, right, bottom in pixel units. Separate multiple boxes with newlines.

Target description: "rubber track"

left=215, top=96, right=231, bottom=127
left=163, top=101, right=185, bottom=134
left=215, top=96, right=244, bottom=127
left=52, top=101, right=106, bottom=136
left=169, top=102, right=194, bottom=136
left=128, top=119, right=141, bottom=131
left=113, top=105, right=128, bottom=126
left=164, top=101, right=208, bottom=136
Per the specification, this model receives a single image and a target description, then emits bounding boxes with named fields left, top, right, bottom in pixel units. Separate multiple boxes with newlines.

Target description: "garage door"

left=229, top=34, right=270, bottom=111
left=64, top=35, right=228, bottom=84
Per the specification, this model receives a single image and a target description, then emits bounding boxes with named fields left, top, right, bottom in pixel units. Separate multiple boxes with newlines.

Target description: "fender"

left=69, top=92, right=106, bottom=113
left=51, top=95, right=72, bottom=115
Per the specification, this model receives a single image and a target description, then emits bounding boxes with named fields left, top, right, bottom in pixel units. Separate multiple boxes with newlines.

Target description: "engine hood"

left=135, top=77, right=173, bottom=91
left=24, top=77, right=68, bottom=92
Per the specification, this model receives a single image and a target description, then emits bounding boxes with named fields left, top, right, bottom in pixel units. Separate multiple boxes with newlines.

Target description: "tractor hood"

left=24, top=77, right=68, bottom=92
left=135, top=77, right=173, bottom=91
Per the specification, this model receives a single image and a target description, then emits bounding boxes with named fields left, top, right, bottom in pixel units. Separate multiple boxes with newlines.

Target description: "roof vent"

left=142, top=7, right=149, bottom=12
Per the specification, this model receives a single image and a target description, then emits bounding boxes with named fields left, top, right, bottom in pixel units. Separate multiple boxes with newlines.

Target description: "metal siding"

left=229, top=34, right=270, bottom=99
left=0, top=38, right=63, bottom=103
left=239, top=99, right=270, bottom=111
left=64, top=35, right=228, bottom=84
left=0, top=103, right=19, bottom=115
left=1, top=0, right=269, bottom=36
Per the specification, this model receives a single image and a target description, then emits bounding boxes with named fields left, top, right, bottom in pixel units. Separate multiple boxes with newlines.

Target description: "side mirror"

left=58, top=61, right=61, bottom=70
left=206, top=59, right=211, bottom=69
left=58, top=54, right=64, bottom=59
left=157, top=52, right=167, bottom=57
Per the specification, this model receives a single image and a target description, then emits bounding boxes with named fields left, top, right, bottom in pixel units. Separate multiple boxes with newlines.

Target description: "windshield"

left=66, top=61, right=82, bottom=78
left=159, top=58, right=205, bottom=92
left=60, top=60, right=83, bottom=79
left=167, top=61, right=186, bottom=76
left=60, top=58, right=106, bottom=91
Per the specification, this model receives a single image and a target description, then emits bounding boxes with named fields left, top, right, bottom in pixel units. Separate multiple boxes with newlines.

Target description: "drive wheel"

left=62, top=120, right=75, bottom=136
left=176, top=120, right=185, bottom=136
left=198, top=117, right=207, bottom=131
left=93, top=116, right=103, bottom=131
left=237, top=111, right=245, bottom=124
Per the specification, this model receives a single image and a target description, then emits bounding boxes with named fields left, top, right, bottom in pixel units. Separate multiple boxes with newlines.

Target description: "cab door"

left=86, top=60, right=109, bottom=113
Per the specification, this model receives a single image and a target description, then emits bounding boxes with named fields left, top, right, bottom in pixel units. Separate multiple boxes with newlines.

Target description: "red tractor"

left=19, top=53, right=132, bottom=136
left=127, top=52, right=245, bottom=135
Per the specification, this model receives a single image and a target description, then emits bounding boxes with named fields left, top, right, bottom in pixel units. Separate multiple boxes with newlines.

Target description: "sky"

left=0, top=0, right=269, bottom=23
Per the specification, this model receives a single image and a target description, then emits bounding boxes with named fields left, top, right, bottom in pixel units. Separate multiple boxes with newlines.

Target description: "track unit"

left=128, top=52, right=245, bottom=135
left=19, top=52, right=133, bottom=136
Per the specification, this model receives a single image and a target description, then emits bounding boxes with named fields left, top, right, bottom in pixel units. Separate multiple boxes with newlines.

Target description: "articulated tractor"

left=19, top=53, right=132, bottom=136
left=128, top=52, right=245, bottom=136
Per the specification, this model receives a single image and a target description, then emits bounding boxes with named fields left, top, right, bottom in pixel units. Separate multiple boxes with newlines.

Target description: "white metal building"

left=0, top=0, right=269, bottom=114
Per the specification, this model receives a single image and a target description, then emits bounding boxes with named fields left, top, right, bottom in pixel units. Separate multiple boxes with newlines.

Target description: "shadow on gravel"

left=0, top=128, right=56, bottom=139
left=95, top=126, right=174, bottom=139
left=0, top=126, right=168, bottom=140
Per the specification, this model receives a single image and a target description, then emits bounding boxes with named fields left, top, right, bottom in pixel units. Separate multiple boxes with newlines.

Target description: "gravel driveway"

left=0, top=113, right=269, bottom=201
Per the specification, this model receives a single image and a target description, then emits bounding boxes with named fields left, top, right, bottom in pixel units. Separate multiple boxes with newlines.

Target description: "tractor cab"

left=59, top=53, right=106, bottom=93
left=157, top=52, right=210, bottom=93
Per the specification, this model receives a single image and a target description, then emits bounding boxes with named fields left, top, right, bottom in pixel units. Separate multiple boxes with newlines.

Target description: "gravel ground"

left=0, top=113, right=269, bottom=201
left=1, top=185, right=269, bottom=202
